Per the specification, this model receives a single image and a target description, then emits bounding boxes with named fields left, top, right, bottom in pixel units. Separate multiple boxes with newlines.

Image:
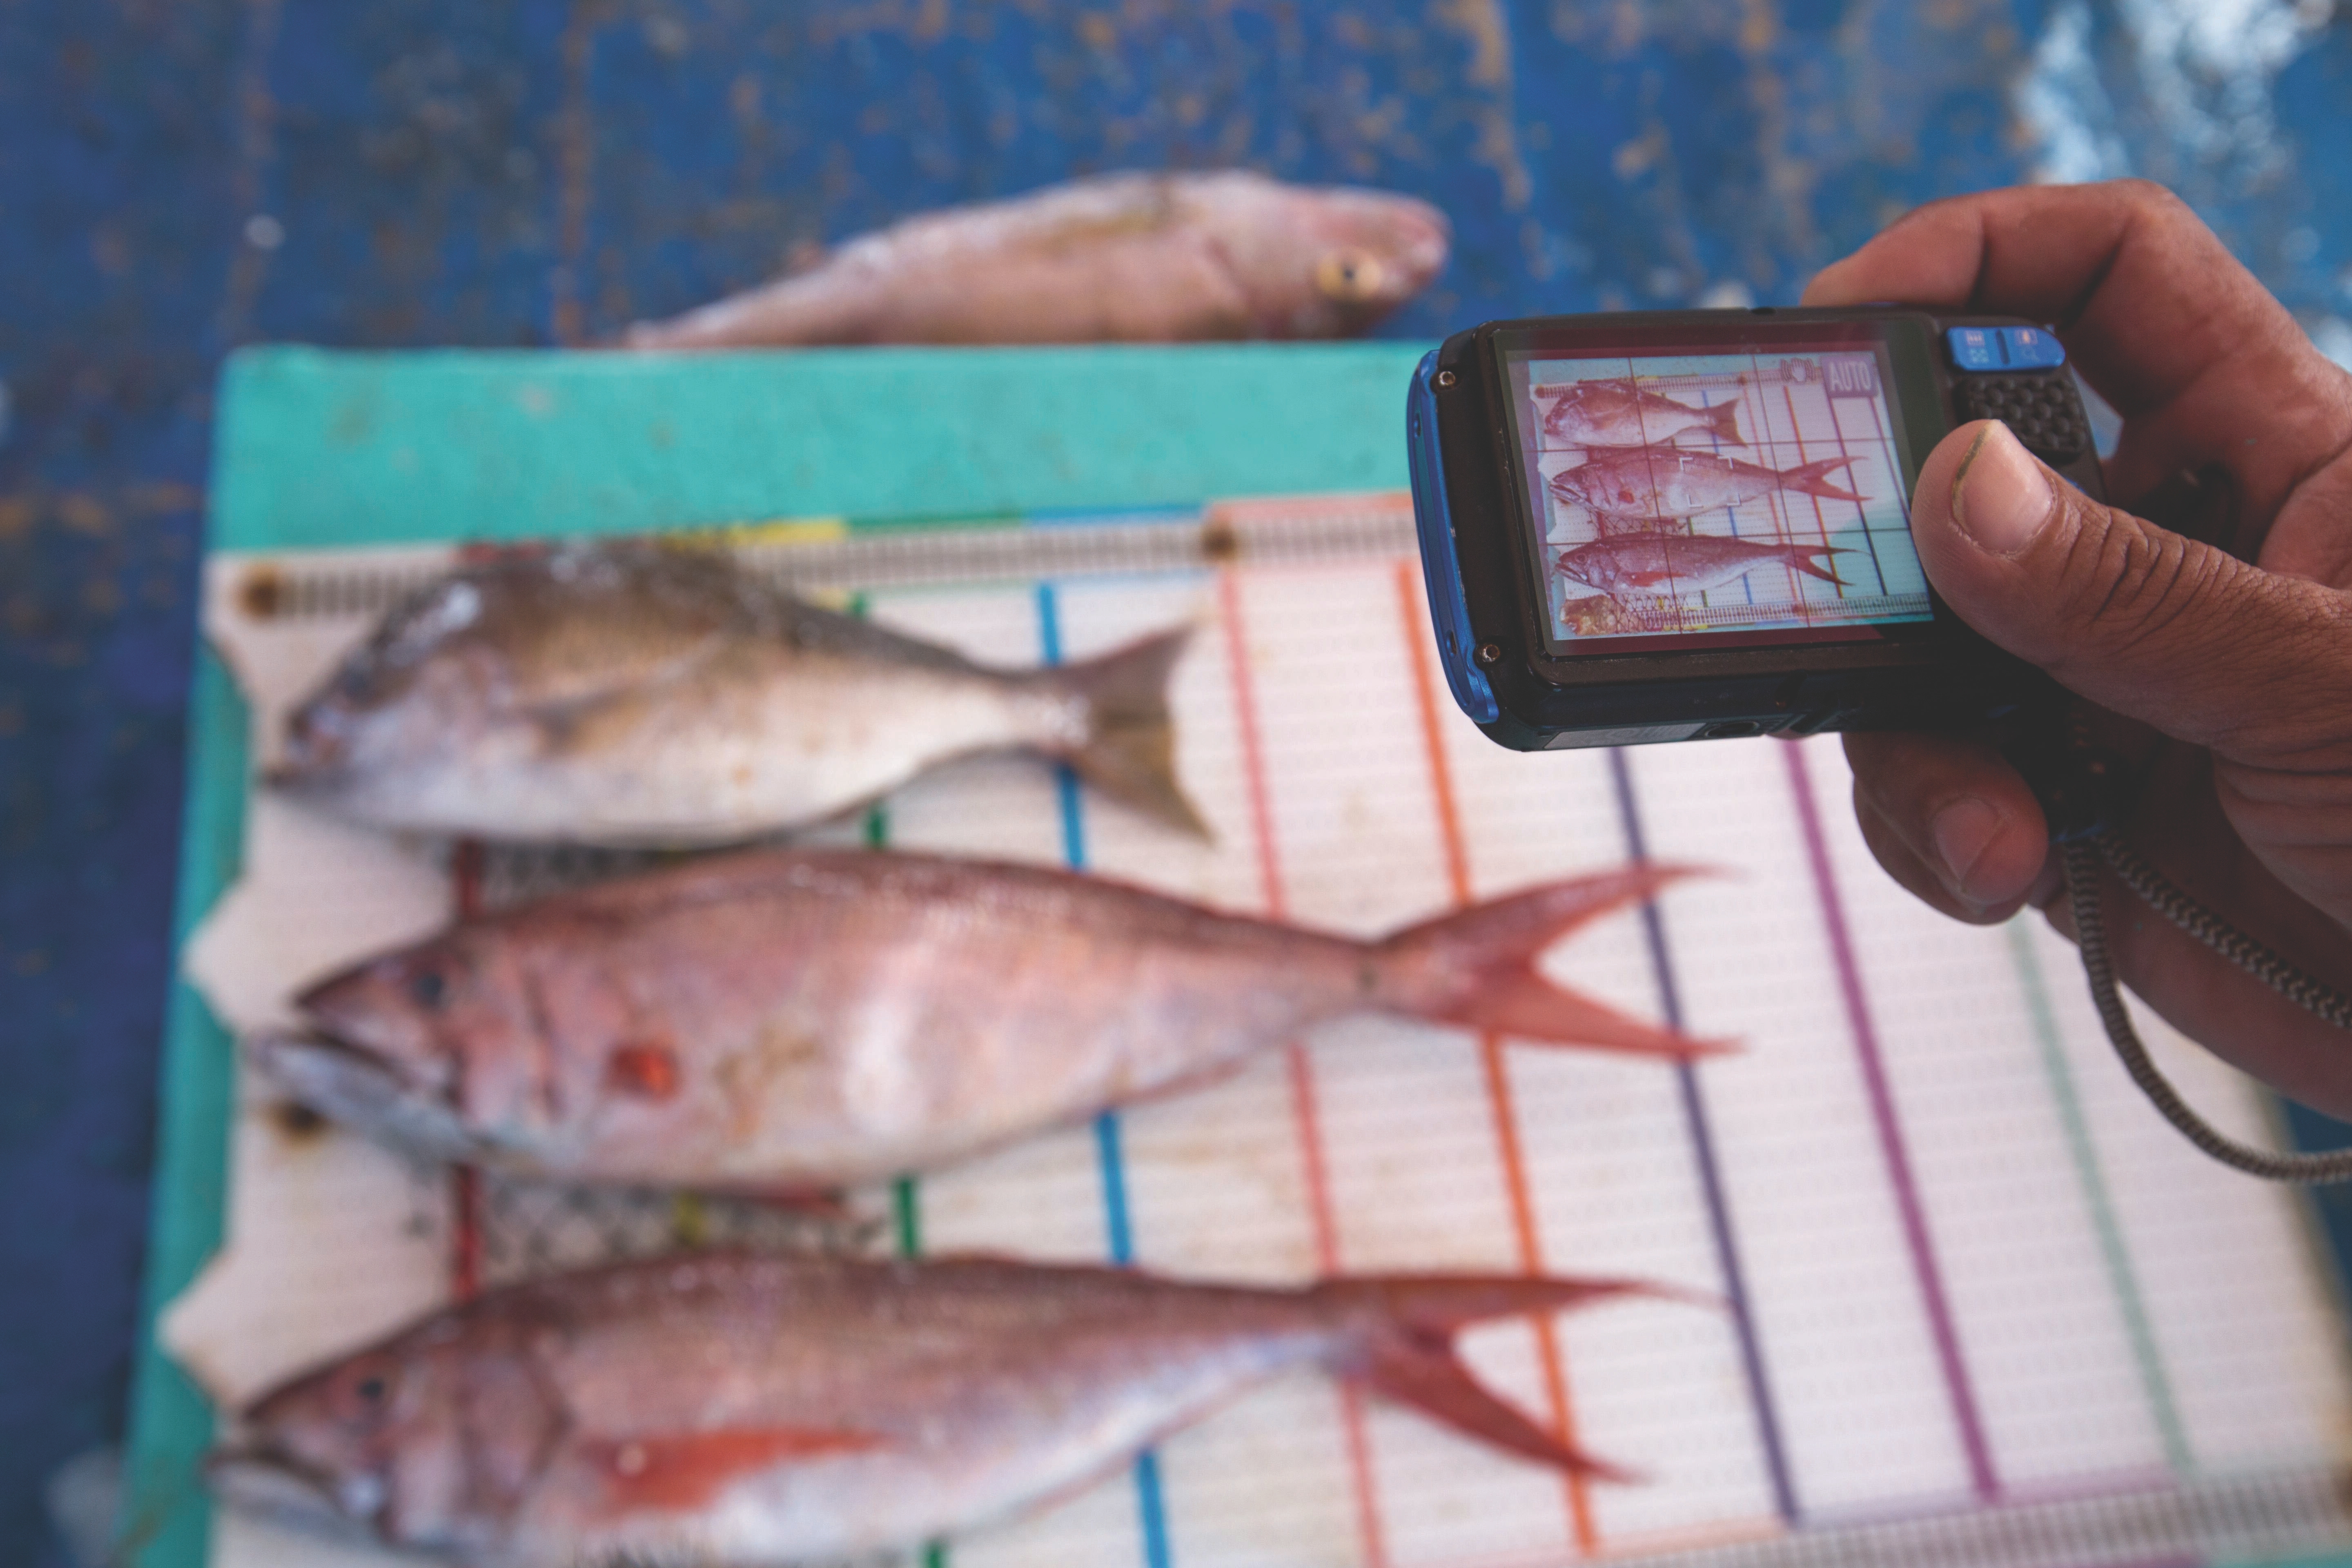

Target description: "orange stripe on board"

left=1393, top=559, right=1600, bottom=1555
left=448, top=837, right=486, bottom=1302
left=1216, top=567, right=1389, bottom=1568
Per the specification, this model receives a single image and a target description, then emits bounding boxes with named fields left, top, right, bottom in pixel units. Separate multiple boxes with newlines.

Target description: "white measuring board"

left=170, top=495, right=2352, bottom=1568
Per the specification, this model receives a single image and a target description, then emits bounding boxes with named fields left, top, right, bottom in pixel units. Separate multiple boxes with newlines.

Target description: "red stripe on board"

left=1394, top=561, right=1600, bottom=1554
left=1216, top=567, right=1389, bottom=1568
left=448, top=837, right=486, bottom=1302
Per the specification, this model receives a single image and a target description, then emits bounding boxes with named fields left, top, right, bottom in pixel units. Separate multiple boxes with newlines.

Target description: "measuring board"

left=127, top=347, right=2352, bottom=1568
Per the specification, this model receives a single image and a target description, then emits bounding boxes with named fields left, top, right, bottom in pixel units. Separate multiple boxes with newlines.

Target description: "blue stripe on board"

left=1607, top=749, right=1802, bottom=1523
left=1033, top=580, right=1172, bottom=1568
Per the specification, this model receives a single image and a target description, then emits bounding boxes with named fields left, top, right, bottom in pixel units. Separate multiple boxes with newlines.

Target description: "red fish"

left=1548, top=447, right=1864, bottom=522
left=1556, top=532, right=1851, bottom=602
left=1537, top=379, right=1745, bottom=447
left=254, top=849, right=1719, bottom=1191
left=208, top=1250, right=1698, bottom=1562
left=624, top=172, right=1450, bottom=347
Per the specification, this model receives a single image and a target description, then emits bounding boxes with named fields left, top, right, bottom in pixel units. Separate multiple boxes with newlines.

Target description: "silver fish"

left=269, top=541, right=1205, bottom=845
left=1555, top=531, right=1851, bottom=602
left=624, top=171, right=1450, bottom=348
left=253, top=849, right=1715, bottom=1191
left=1548, top=447, right=1864, bottom=523
left=209, top=1250, right=1689, bottom=1564
left=1537, top=379, right=1745, bottom=447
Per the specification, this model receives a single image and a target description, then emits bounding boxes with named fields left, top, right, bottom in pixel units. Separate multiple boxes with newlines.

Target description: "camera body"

left=1408, top=307, right=2105, bottom=750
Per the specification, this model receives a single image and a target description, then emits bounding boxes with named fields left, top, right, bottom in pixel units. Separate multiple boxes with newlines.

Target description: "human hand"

left=1802, top=180, right=2352, bottom=1116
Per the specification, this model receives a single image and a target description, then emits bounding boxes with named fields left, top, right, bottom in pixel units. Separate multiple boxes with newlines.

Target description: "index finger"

left=1802, top=179, right=2349, bottom=528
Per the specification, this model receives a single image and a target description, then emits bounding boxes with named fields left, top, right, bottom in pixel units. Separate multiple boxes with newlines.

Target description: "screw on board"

left=1475, top=642, right=1502, bottom=664
left=1436, top=370, right=1456, bottom=388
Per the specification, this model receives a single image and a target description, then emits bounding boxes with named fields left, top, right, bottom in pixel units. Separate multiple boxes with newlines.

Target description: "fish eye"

left=1314, top=249, right=1387, bottom=302
left=332, top=1355, right=402, bottom=1423
left=407, top=967, right=449, bottom=1010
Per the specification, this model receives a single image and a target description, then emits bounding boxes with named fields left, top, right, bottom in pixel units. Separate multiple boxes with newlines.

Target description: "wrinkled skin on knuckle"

left=2211, top=593, right=2352, bottom=765
left=2034, top=501, right=2261, bottom=728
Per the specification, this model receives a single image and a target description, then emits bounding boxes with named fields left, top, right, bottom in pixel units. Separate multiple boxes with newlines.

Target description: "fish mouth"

left=247, top=1030, right=478, bottom=1163
left=204, top=1444, right=376, bottom=1537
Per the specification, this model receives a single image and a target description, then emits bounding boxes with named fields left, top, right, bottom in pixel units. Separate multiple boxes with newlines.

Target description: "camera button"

left=1945, top=325, right=2067, bottom=372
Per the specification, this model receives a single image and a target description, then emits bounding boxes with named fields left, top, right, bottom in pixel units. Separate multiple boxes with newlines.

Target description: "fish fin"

left=1318, top=1274, right=1701, bottom=1480
left=1780, top=455, right=1865, bottom=502
left=1373, top=867, right=1731, bottom=1057
left=588, top=1426, right=888, bottom=1515
left=1708, top=399, right=1746, bottom=448
left=1040, top=626, right=1212, bottom=839
left=1624, top=569, right=1679, bottom=587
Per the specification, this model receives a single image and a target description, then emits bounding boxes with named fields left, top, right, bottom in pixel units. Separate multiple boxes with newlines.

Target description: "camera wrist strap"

left=2064, top=831, right=2352, bottom=1183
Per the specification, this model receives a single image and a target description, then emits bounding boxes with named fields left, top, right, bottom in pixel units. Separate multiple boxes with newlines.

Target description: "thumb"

left=1913, top=419, right=2352, bottom=760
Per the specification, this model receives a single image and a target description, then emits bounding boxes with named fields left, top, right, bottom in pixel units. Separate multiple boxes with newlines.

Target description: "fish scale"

left=209, top=1250, right=1694, bottom=1565
left=622, top=172, right=1452, bottom=347
left=267, top=541, right=1209, bottom=846
left=252, top=848, right=1719, bottom=1192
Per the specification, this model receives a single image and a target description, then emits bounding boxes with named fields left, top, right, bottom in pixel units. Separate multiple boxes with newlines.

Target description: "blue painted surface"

left=4, top=3, right=2349, bottom=1563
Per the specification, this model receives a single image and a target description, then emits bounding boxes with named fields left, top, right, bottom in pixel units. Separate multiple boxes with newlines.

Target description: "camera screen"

left=1499, top=333, right=1933, bottom=655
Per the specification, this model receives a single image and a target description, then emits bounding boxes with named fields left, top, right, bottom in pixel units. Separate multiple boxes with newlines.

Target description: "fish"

left=622, top=171, right=1450, bottom=348
left=1555, top=531, right=1851, bottom=602
left=1547, top=447, right=1864, bottom=523
left=208, top=1249, right=1694, bottom=1563
left=252, top=848, right=1717, bottom=1191
left=267, top=541, right=1207, bottom=845
left=1537, top=379, right=1745, bottom=448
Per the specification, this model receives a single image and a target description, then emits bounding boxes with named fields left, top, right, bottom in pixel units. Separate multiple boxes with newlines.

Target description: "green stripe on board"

left=2005, top=920, right=2194, bottom=1474
left=846, top=599, right=943, bottom=1568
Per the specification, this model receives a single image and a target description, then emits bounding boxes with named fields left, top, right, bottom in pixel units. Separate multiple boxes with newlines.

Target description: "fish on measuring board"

left=251, top=848, right=1722, bottom=1191
left=1537, top=379, right=1746, bottom=448
left=1555, top=532, right=1851, bottom=603
left=622, top=170, right=1450, bottom=348
left=266, top=541, right=1207, bottom=846
left=1547, top=447, right=1865, bottom=523
left=208, top=1249, right=1698, bottom=1563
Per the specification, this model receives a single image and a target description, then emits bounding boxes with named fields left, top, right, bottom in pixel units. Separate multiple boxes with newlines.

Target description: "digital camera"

left=1408, top=307, right=2105, bottom=750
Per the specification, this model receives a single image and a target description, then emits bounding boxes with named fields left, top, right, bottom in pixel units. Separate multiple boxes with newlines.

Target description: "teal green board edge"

left=123, top=648, right=246, bottom=1568
left=211, top=343, right=1428, bottom=549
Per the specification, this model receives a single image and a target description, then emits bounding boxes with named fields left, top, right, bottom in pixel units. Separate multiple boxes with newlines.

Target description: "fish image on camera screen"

left=1555, top=532, right=1852, bottom=599
left=250, top=849, right=1719, bottom=1192
left=1510, top=348, right=1936, bottom=646
left=267, top=541, right=1208, bottom=846
left=1546, top=448, right=1863, bottom=524
left=207, top=1250, right=1704, bottom=1564
left=1535, top=378, right=1748, bottom=449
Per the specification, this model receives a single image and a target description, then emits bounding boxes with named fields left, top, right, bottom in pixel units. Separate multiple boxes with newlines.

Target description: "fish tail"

left=1372, top=866, right=1729, bottom=1057
left=1040, top=626, right=1212, bottom=839
left=1708, top=399, right=1746, bottom=447
left=1780, top=455, right=1864, bottom=501
left=1315, top=1272, right=1709, bottom=1480
left=1792, top=546, right=1855, bottom=586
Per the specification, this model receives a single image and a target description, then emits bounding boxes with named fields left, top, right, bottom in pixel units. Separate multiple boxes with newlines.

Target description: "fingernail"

left=1929, top=797, right=2001, bottom=901
left=1949, top=422, right=2055, bottom=555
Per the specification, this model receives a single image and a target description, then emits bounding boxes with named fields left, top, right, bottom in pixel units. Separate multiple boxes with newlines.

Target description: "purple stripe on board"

left=1781, top=742, right=2000, bottom=1501
left=1801, top=1467, right=2180, bottom=1533
left=1607, top=749, right=1800, bottom=1523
